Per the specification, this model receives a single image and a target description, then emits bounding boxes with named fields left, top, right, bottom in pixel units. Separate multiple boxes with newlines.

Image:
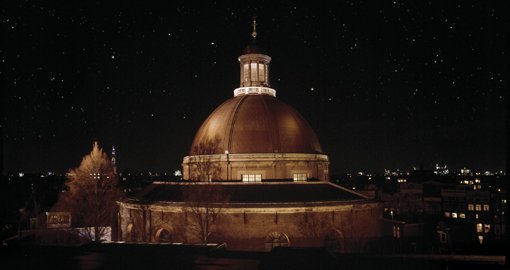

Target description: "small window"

left=242, top=174, right=262, bottom=182
left=484, top=224, right=490, bottom=233
left=475, top=204, right=482, bottom=211
left=468, top=204, right=474, bottom=211
left=439, top=232, right=447, bottom=243
left=483, top=204, right=490, bottom=211
left=265, top=232, right=290, bottom=251
left=476, top=223, right=483, bottom=233
left=451, top=212, right=458, bottom=218
left=157, top=229, right=171, bottom=242
left=293, top=173, right=307, bottom=182
left=393, top=225, right=401, bottom=239
left=459, top=213, right=466, bottom=219
left=444, top=212, right=450, bottom=218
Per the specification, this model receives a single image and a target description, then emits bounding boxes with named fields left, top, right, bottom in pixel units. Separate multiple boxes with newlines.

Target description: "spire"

left=111, top=146, right=117, bottom=175
left=252, top=16, right=257, bottom=39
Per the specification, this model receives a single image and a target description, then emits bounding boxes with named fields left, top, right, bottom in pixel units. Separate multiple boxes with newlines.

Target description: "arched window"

left=264, top=231, right=290, bottom=251
left=155, top=228, right=171, bottom=242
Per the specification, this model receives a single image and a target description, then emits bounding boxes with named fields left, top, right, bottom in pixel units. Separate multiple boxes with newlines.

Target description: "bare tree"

left=53, top=141, right=123, bottom=242
left=298, top=211, right=333, bottom=244
left=182, top=184, right=229, bottom=244
left=189, top=137, right=222, bottom=181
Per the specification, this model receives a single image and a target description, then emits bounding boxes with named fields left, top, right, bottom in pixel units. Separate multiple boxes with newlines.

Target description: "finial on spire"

left=251, top=16, right=257, bottom=39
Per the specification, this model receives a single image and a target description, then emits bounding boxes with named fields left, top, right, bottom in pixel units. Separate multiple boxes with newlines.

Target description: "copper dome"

left=242, top=40, right=266, bottom=55
left=190, top=94, right=323, bottom=155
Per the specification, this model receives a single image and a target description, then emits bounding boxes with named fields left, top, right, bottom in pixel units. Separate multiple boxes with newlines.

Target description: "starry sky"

left=1, top=1, right=507, bottom=175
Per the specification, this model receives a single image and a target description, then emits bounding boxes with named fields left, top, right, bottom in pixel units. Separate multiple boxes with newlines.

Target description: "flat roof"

left=129, top=182, right=367, bottom=204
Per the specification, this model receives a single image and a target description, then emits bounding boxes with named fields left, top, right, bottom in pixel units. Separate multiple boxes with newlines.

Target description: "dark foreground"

left=0, top=242, right=506, bottom=270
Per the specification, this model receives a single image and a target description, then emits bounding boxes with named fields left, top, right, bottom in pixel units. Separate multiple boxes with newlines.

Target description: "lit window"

left=483, top=204, right=490, bottom=211
left=484, top=224, right=490, bottom=233
left=242, top=174, right=262, bottom=182
left=478, top=235, right=483, bottom=244
left=393, top=225, right=401, bottom=239
left=475, top=204, right=482, bottom=211
left=293, top=173, right=307, bottom=182
left=452, top=212, right=458, bottom=218
left=475, top=214, right=479, bottom=219
left=468, top=204, right=474, bottom=211
left=459, top=213, right=466, bottom=219
left=243, top=63, right=249, bottom=82
left=250, top=62, right=258, bottom=81
left=476, top=223, right=483, bottom=233
left=258, top=64, right=265, bottom=81
left=444, top=212, right=450, bottom=218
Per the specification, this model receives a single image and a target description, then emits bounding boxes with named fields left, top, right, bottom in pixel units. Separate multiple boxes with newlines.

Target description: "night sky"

left=2, top=1, right=507, bottom=175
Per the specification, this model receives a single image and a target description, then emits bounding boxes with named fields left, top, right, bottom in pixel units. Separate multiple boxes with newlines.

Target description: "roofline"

left=118, top=199, right=380, bottom=211
left=326, top=182, right=370, bottom=199
left=151, top=181, right=332, bottom=185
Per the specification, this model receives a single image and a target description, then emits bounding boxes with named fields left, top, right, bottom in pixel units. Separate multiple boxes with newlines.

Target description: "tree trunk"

left=94, top=226, right=99, bottom=242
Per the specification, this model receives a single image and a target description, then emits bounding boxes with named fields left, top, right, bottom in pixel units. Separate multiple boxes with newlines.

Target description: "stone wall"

left=118, top=201, right=383, bottom=252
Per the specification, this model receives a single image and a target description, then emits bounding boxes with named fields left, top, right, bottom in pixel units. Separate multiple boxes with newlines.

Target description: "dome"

left=183, top=18, right=329, bottom=182
left=190, top=94, right=323, bottom=155
left=242, top=40, right=266, bottom=55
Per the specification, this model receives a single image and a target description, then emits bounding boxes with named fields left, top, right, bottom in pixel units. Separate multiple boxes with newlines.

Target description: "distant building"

left=378, top=172, right=506, bottom=253
left=382, top=218, right=424, bottom=253
left=434, top=164, right=449, bottom=176
left=435, top=220, right=479, bottom=254
left=441, top=188, right=506, bottom=244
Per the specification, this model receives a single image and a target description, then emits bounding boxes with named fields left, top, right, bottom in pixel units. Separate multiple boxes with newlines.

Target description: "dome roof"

left=190, top=94, right=323, bottom=155
left=242, top=40, right=266, bottom=55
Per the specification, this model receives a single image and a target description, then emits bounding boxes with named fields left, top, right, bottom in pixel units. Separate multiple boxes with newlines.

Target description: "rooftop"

left=128, top=181, right=368, bottom=205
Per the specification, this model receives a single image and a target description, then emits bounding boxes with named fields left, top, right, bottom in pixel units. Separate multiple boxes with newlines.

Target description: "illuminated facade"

left=118, top=20, right=383, bottom=252
left=182, top=21, right=328, bottom=182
